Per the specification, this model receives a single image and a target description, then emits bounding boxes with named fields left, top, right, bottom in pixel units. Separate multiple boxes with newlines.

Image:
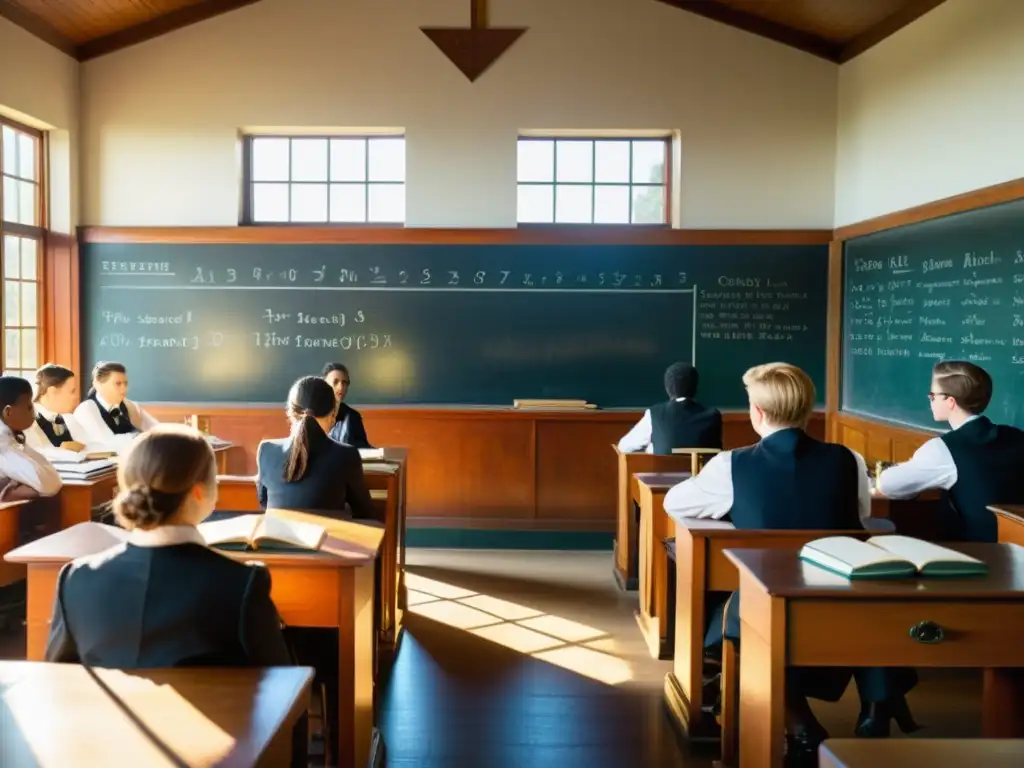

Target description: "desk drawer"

left=788, top=600, right=1024, bottom=667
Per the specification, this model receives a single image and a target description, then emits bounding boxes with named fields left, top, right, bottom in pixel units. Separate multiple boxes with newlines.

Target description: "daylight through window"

left=244, top=136, right=406, bottom=224
left=517, top=137, right=669, bottom=225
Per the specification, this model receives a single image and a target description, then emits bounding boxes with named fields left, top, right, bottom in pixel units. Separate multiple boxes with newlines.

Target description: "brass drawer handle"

left=909, top=621, right=945, bottom=644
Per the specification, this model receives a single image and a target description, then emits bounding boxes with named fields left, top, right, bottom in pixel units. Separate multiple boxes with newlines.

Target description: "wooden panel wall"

left=42, top=231, right=79, bottom=374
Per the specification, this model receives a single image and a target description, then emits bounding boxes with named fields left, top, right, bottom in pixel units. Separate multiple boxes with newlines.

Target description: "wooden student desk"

left=663, top=519, right=874, bottom=742
left=819, top=738, right=1024, bottom=768
left=4, top=515, right=385, bottom=768
left=0, top=661, right=313, bottom=767
left=634, top=471, right=690, bottom=659
left=727, top=544, right=1024, bottom=768
left=612, top=445, right=692, bottom=590
left=990, top=505, right=1024, bottom=547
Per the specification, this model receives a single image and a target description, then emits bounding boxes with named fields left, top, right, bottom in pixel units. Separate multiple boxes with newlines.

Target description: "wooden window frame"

left=240, top=134, right=406, bottom=227
left=0, top=115, right=46, bottom=379
left=516, top=135, right=672, bottom=228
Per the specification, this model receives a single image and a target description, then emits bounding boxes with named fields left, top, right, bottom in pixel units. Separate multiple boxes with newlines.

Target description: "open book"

left=800, top=535, right=988, bottom=579
left=198, top=514, right=326, bottom=551
left=40, top=444, right=118, bottom=463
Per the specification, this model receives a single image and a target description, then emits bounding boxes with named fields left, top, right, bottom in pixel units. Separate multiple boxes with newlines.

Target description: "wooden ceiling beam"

left=838, top=0, right=948, bottom=63
left=0, top=0, right=76, bottom=58
left=653, top=0, right=841, bottom=62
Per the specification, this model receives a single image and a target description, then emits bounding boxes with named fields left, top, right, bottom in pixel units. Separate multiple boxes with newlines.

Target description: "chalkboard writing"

left=82, top=242, right=828, bottom=406
left=842, top=198, right=1024, bottom=429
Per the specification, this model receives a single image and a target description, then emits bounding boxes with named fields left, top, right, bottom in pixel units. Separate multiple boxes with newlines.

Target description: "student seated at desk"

left=45, top=425, right=291, bottom=667
left=25, top=364, right=85, bottom=450
left=257, top=376, right=376, bottom=521
left=72, top=361, right=158, bottom=444
left=0, top=376, right=63, bottom=502
left=664, top=362, right=917, bottom=758
left=322, top=362, right=372, bottom=448
left=875, top=360, right=1024, bottom=542
left=617, top=362, right=722, bottom=454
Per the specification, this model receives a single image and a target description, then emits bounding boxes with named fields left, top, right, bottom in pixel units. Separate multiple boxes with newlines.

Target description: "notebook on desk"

left=800, top=535, right=988, bottom=579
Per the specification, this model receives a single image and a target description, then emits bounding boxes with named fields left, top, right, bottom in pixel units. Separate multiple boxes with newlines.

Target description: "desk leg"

left=378, top=476, right=401, bottom=654
left=635, top=490, right=660, bottom=658
left=614, top=458, right=638, bottom=591
left=737, top=580, right=785, bottom=768
left=336, top=563, right=382, bottom=768
left=982, top=668, right=1024, bottom=737
left=652, top=493, right=672, bottom=659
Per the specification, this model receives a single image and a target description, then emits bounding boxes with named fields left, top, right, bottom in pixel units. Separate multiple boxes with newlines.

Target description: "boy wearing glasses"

left=875, top=360, right=1024, bottom=541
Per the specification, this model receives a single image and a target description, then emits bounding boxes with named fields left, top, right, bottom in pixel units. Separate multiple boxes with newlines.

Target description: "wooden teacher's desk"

left=727, top=544, right=1024, bottom=768
left=991, top=505, right=1024, bottom=548
left=5, top=516, right=384, bottom=768
left=0, top=661, right=313, bottom=768
left=634, top=471, right=690, bottom=660
left=612, top=445, right=691, bottom=590
left=819, top=738, right=1024, bottom=768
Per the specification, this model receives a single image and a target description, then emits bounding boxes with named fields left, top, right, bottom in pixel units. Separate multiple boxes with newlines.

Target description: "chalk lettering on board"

left=576, top=274, right=587, bottom=284
left=191, top=268, right=213, bottom=284
left=280, top=269, right=297, bottom=282
left=102, top=311, right=131, bottom=324
left=102, top=261, right=172, bottom=274
left=420, top=269, right=431, bottom=285
left=500, top=270, right=510, bottom=285
left=293, top=334, right=392, bottom=350
left=99, top=334, right=131, bottom=348
left=474, top=271, right=486, bottom=285
left=598, top=273, right=605, bottom=286
left=448, top=271, right=460, bottom=286
left=678, top=272, right=688, bottom=285
left=523, top=273, right=534, bottom=287
left=888, top=255, right=909, bottom=270
left=541, top=276, right=547, bottom=286
left=138, top=336, right=199, bottom=350
left=964, top=251, right=1001, bottom=268
left=1016, top=251, right=1024, bottom=264
left=209, top=332, right=224, bottom=348
left=264, top=310, right=293, bottom=324
left=253, top=268, right=262, bottom=281
left=252, top=332, right=290, bottom=348
left=226, top=269, right=237, bottom=284
left=922, top=258, right=954, bottom=273
left=313, top=265, right=326, bottom=283
left=136, top=313, right=190, bottom=325
left=339, top=269, right=358, bottom=284
left=398, top=270, right=408, bottom=285
left=555, top=272, right=563, bottom=285
left=963, top=314, right=987, bottom=326
left=1014, top=314, right=1023, bottom=328
left=298, top=312, right=346, bottom=326
left=652, top=274, right=662, bottom=287
left=369, top=267, right=387, bottom=285
left=854, top=259, right=883, bottom=272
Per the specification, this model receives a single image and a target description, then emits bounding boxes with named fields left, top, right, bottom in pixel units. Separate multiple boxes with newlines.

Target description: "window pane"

left=2, top=176, right=17, bottom=222
left=555, top=184, right=592, bottom=223
left=368, top=183, right=405, bottom=222
left=4, top=281, right=19, bottom=325
left=251, top=183, right=289, bottom=221
left=330, top=139, right=367, bottom=182
left=595, top=142, right=630, bottom=183
left=17, top=180, right=36, bottom=225
left=4, top=330, right=18, bottom=369
left=251, top=138, right=290, bottom=182
left=594, top=185, right=630, bottom=224
left=21, top=282, right=37, bottom=328
left=517, top=184, right=553, bottom=223
left=329, top=184, right=367, bottom=222
left=290, top=184, right=328, bottom=222
left=1, top=126, right=15, bottom=173
left=20, top=329, right=36, bottom=368
left=290, top=139, right=328, bottom=182
left=3, top=236, right=19, bottom=278
left=20, top=238, right=36, bottom=280
left=17, top=133, right=35, bottom=180
left=632, top=186, right=665, bottom=224
left=632, top=141, right=665, bottom=184
left=368, top=139, right=405, bottom=182
left=517, top=140, right=553, bottom=183
left=556, top=141, right=593, bottom=183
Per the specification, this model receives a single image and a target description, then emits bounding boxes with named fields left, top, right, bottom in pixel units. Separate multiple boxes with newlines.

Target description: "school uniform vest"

left=729, top=428, right=861, bottom=530
left=35, top=413, right=75, bottom=447
left=940, top=416, right=1024, bottom=542
left=649, top=399, right=722, bottom=455
left=89, top=394, right=138, bottom=436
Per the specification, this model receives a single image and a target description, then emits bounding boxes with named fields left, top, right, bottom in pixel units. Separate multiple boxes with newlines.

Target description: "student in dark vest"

left=256, top=375, right=377, bottom=521
left=321, top=362, right=372, bottom=448
left=72, top=361, right=158, bottom=445
left=875, top=360, right=1024, bottom=542
left=617, top=362, right=722, bottom=454
left=0, top=376, right=63, bottom=502
left=663, top=362, right=917, bottom=758
left=25, top=364, right=85, bottom=450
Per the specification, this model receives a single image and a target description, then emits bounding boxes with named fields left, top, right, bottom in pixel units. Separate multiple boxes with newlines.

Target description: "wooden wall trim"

left=78, top=226, right=834, bottom=247
left=825, top=240, right=843, bottom=412
left=42, top=231, right=80, bottom=373
left=837, top=0, right=948, bottom=63
left=834, top=176, right=1024, bottom=241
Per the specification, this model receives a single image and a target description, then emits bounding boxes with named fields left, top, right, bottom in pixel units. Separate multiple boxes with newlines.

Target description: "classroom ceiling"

left=0, top=0, right=947, bottom=63
left=656, top=0, right=947, bottom=62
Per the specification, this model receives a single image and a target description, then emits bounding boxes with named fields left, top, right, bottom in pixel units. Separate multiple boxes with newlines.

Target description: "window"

left=0, top=119, right=43, bottom=380
left=517, top=137, right=670, bottom=225
left=243, top=135, right=406, bottom=224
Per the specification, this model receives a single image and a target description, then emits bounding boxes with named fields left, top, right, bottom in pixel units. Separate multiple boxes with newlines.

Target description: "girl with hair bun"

left=256, top=376, right=376, bottom=520
left=45, top=424, right=291, bottom=669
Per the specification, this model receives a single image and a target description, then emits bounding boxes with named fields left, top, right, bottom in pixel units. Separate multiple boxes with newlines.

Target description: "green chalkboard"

left=842, top=198, right=1024, bottom=429
left=81, top=242, right=828, bottom=406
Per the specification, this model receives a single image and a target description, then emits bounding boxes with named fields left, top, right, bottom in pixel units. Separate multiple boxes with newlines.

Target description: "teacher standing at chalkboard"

left=321, top=363, right=372, bottom=449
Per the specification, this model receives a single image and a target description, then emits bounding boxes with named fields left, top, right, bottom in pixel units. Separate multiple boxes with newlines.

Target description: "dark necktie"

left=53, top=415, right=66, bottom=436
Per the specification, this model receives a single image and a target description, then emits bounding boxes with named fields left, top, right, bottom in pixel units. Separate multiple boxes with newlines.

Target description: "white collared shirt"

left=25, top=402, right=87, bottom=450
left=663, top=429, right=871, bottom=524
left=72, top=395, right=158, bottom=444
left=617, top=397, right=687, bottom=454
left=875, top=415, right=979, bottom=499
left=127, top=525, right=206, bottom=548
left=0, top=423, right=63, bottom=497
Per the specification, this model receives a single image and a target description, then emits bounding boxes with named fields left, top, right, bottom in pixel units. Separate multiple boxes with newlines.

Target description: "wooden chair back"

left=671, top=447, right=722, bottom=476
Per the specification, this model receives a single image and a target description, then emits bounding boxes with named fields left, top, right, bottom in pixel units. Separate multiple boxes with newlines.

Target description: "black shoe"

left=855, top=695, right=921, bottom=738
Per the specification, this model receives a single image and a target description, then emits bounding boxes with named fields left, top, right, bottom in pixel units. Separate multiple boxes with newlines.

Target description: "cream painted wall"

left=0, top=16, right=79, bottom=232
left=80, top=0, right=838, bottom=229
left=835, top=0, right=1024, bottom=227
